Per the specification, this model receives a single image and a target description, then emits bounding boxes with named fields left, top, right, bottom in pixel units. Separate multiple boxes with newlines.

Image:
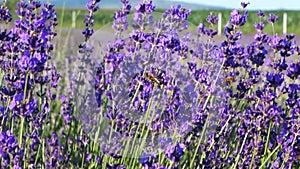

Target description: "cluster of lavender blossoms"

left=0, top=0, right=299, bottom=168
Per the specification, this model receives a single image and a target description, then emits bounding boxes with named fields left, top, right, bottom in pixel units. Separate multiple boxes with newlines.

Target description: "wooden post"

left=218, top=12, right=222, bottom=35
left=283, top=12, right=287, bottom=34
left=72, top=11, right=76, bottom=28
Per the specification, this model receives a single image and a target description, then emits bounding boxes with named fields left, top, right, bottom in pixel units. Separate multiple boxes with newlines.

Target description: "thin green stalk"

left=19, top=66, right=30, bottom=146
left=259, top=145, right=281, bottom=169
left=42, top=132, right=45, bottom=169
left=279, top=133, right=298, bottom=169
left=128, top=86, right=156, bottom=166
left=271, top=23, right=275, bottom=36
left=81, top=153, right=85, bottom=169
left=231, top=132, right=249, bottom=169
left=249, top=148, right=257, bottom=169
left=263, top=122, right=273, bottom=159
left=189, top=58, right=226, bottom=168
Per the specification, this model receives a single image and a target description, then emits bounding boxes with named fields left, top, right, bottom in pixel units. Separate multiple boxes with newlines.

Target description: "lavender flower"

left=45, top=132, right=63, bottom=168
left=82, top=0, right=101, bottom=41
left=165, top=142, right=185, bottom=162
left=256, top=10, right=265, bottom=18
left=229, top=9, right=248, bottom=27
left=0, top=2, right=12, bottom=23
left=240, top=2, right=250, bottom=9
left=287, top=62, right=300, bottom=80
left=266, top=72, right=284, bottom=88
left=162, top=4, right=191, bottom=31
left=267, top=13, right=279, bottom=23
left=0, top=130, right=23, bottom=168
left=140, top=152, right=159, bottom=168
left=206, top=13, right=218, bottom=25
left=112, top=0, right=131, bottom=33
left=61, top=95, right=75, bottom=125
left=135, top=0, right=155, bottom=14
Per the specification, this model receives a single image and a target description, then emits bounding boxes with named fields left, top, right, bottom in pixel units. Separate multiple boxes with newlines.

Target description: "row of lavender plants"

left=0, top=0, right=299, bottom=168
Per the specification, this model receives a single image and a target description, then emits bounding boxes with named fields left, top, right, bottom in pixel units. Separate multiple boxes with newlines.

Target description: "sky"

left=172, top=0, right=300, bottom=10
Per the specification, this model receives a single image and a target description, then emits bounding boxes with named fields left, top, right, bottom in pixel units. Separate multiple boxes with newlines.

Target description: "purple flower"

left=279, top=34, right=297, bottom=57
left=250, top=48, right=268, bottom=66
left=82, top=0, right=101, bottom=41
left=0, top=5, right=12, bottom=23
left=61, top=95, right=75, bottom=125
left=82, top=28, right=94, bottom=39
left=267, top=105, right=283, bottom=117
left=0, top=130, right=23, bottom=167
left=165, top=142, right=185, bottom=162
left=9, top=92, right=24, bottom=110
left=197, top=23, right=205, bottom=35
left=269, top=35, right=281, bottom=51
left=86, top=153, right=93, bottom=163
left=254, top=22, right=265, bottom=32
left=188, top=62, right=209, bottom=84
left=206, top=13, right=218, bottom=25
left=266, top=72, right=284, bottom=87
left=162, top=5, right=191, bottom=31
left=161, top=34, right=181, bottom=53
left=130, top=30, right=147, bottom=43
left=256, top=10, right=265, bottom=17
left=86, top=0, right=101, bottom=11
left=267, top=13, right=279, bottom=23
left=106, top=163, right=126, bottom=169
left=287, top=62, right=300, bottom=80
left=255, top=88, right=277, bottom=102
left=112, top=0, right=131, bottom=32
left=18, top=50, right=30, bottom=71
left=241, top=2, right=250, bottom=9
left=229, top=9, right=248, bottom=27
left=50, top=67, right=61, bottom=88
left=140, top=152, right=158, bottom=168
left=135, top=0, right=155, bottom=14
left=45, top=132, right=64, bottom=168
left=94, top=62, right=106, bottom=107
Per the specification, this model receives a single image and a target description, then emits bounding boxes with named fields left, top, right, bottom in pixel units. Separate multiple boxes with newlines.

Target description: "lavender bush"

left=0, top=0, right=299, bottom=168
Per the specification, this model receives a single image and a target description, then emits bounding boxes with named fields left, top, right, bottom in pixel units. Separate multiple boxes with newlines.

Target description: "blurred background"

left=3, top=0, right=300, bottom=34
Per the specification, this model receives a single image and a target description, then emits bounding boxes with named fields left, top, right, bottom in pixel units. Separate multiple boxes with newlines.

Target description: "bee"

left=144, top=67, right=166, bottom=89
left=225, top=76, right=235, bottom=84
left=145, top=72, right=160, bottom=85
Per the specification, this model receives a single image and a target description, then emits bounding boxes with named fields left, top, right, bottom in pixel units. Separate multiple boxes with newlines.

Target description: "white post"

left=283, top=12, right=287, bottom=34
left=218, top=12, right=222, bottom=35
left=72, top=11, right=76, bottom=28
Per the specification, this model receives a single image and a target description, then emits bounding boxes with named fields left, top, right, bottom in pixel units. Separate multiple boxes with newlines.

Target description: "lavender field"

left=0, top=0, right=299, bottom=169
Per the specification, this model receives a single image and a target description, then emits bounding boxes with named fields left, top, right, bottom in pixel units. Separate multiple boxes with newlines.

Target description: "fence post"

left=218, top=12, right=222, bottom=35
left=72, top=11, right=76, bottom=28
left=283, top=12, right=287, bottom=34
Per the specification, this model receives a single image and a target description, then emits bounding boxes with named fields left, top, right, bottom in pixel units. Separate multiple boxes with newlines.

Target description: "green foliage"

left=5, top=0, right=18, bottom=10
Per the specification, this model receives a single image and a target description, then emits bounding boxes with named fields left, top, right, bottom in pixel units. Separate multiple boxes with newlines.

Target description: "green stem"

left=279, top=133, right=298, bottom=169
left=19, top=71, right=30, bottom=147
left=231, top=132, right=249, bottom=169
left=259, top=145, right=281, bottom=169
left=263, top=122, right=272, bottom=159
left=190, top=58, right=226, bottom=168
